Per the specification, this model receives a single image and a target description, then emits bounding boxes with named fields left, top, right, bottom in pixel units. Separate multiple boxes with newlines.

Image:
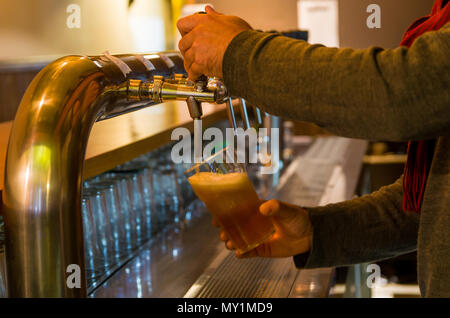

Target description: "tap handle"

left=239, top=98, right=251, bottom=130
left=226, top=98, right=238, bottom=135
left=252, top=106, right=263, bottom=127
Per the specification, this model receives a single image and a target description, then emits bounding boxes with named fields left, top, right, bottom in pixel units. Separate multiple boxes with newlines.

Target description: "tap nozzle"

left=186, top=95, right=203, bottom=119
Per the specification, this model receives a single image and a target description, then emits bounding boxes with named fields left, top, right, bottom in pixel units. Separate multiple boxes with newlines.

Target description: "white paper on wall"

left=297, top=0, right=340, bottom=47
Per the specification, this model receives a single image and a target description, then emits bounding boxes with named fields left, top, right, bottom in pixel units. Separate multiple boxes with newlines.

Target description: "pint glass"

left=185, top=148, right=275, bottom=254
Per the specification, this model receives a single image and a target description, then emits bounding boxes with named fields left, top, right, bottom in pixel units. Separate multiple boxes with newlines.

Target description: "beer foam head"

left=188, top=172, right=248, bottom=187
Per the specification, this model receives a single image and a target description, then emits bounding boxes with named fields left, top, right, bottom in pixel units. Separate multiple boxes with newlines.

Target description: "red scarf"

left=402, top=0, right=449, bottom=213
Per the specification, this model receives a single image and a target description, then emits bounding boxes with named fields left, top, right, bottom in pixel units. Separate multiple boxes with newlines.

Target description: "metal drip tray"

left=185, top=251, right=298, bottom=298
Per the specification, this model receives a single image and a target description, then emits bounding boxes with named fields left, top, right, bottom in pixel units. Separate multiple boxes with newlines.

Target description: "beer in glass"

left=185, top=148, right=275, bottom=254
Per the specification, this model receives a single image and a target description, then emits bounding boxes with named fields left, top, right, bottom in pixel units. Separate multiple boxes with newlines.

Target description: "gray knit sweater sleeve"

left=293, top=177, right=420, bottom=268
left=222, top=24, right=450, bottom=142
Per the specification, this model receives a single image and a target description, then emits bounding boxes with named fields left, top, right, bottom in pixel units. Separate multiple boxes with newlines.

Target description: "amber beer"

left=188, top=171, right=275, bottom=254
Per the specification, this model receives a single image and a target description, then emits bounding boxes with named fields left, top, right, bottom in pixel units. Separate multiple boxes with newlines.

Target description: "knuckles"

left=178, top=41, right=184, bottom=53
left=176, top=19, right=184, bottom=31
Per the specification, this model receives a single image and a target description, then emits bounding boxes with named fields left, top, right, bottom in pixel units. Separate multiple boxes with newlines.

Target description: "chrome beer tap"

left=124, top=73, right=244, bottom=137
left=2, top=51, right=234, bottom=298
left=238, top=98, right=266, bottom=131
left=2, top=49, right=253, bottom=297
left=122, top=74, right=229, bottom=121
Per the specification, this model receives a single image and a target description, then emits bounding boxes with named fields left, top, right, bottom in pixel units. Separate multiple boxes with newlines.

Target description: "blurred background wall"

left=0, top=0, right=172, bottom=60
left=0, top=0, right=175, bottom=122
left=199, top=0, right=435, bottom=48
left=0, top=0, right=436, bottom=61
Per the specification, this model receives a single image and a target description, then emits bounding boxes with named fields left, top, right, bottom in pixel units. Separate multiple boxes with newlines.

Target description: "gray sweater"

left=222, top=23, right=450, bottom=297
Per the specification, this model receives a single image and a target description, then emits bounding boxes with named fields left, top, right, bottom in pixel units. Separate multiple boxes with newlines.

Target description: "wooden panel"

left=363, top=154, right=407, bottom=165
left=0, top=70, right=42, bottom=122
left=0, top=101, right=228, bottom=191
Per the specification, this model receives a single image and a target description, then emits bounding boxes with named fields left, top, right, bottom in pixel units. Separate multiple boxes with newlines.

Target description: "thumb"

left=205, top=5, right=221, bottom=15
left=259, top=199, right=301, bottom=219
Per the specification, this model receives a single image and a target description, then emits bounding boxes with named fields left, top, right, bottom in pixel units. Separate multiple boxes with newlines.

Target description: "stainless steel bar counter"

left=87, top=136, right=367, bottom=298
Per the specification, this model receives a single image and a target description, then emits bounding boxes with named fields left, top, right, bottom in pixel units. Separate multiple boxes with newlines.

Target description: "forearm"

left=222, top=25, right=450, bottom=141
left=293, top=177, right=420, bottom=268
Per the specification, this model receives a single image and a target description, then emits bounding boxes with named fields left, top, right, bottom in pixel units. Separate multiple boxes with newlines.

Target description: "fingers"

left=217, top=226, right=231, bottom=247
left=219, top=230, right=228, bottom=242
left=260, top=199, right=301, bottom=220
left=259, top=199, right=281, bottom=216
left=213, top=218, right=259, bottom=259
left=177, top=13, right=206, bottom=36
left=214, top=220, right=233, bottom=249
left=218, top=229, right=236, bottom=251
left=222, top=234, right=235, bottom=250
left=235, top=249, right=258, bottom=258
left=187, top=62, right=204, bottom=81
left=179, top=30, right=206, bottom=80
left=178, top=30, right=195, bottom=55
left=226, top=240, right=234, bottom=250
left=183, top=48, right=195, bottom=75
left=218, top=228, right=259, bottom=259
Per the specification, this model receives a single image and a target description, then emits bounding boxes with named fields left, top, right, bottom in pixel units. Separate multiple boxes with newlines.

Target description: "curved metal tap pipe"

left=2, top=51, right=190, bottom=297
